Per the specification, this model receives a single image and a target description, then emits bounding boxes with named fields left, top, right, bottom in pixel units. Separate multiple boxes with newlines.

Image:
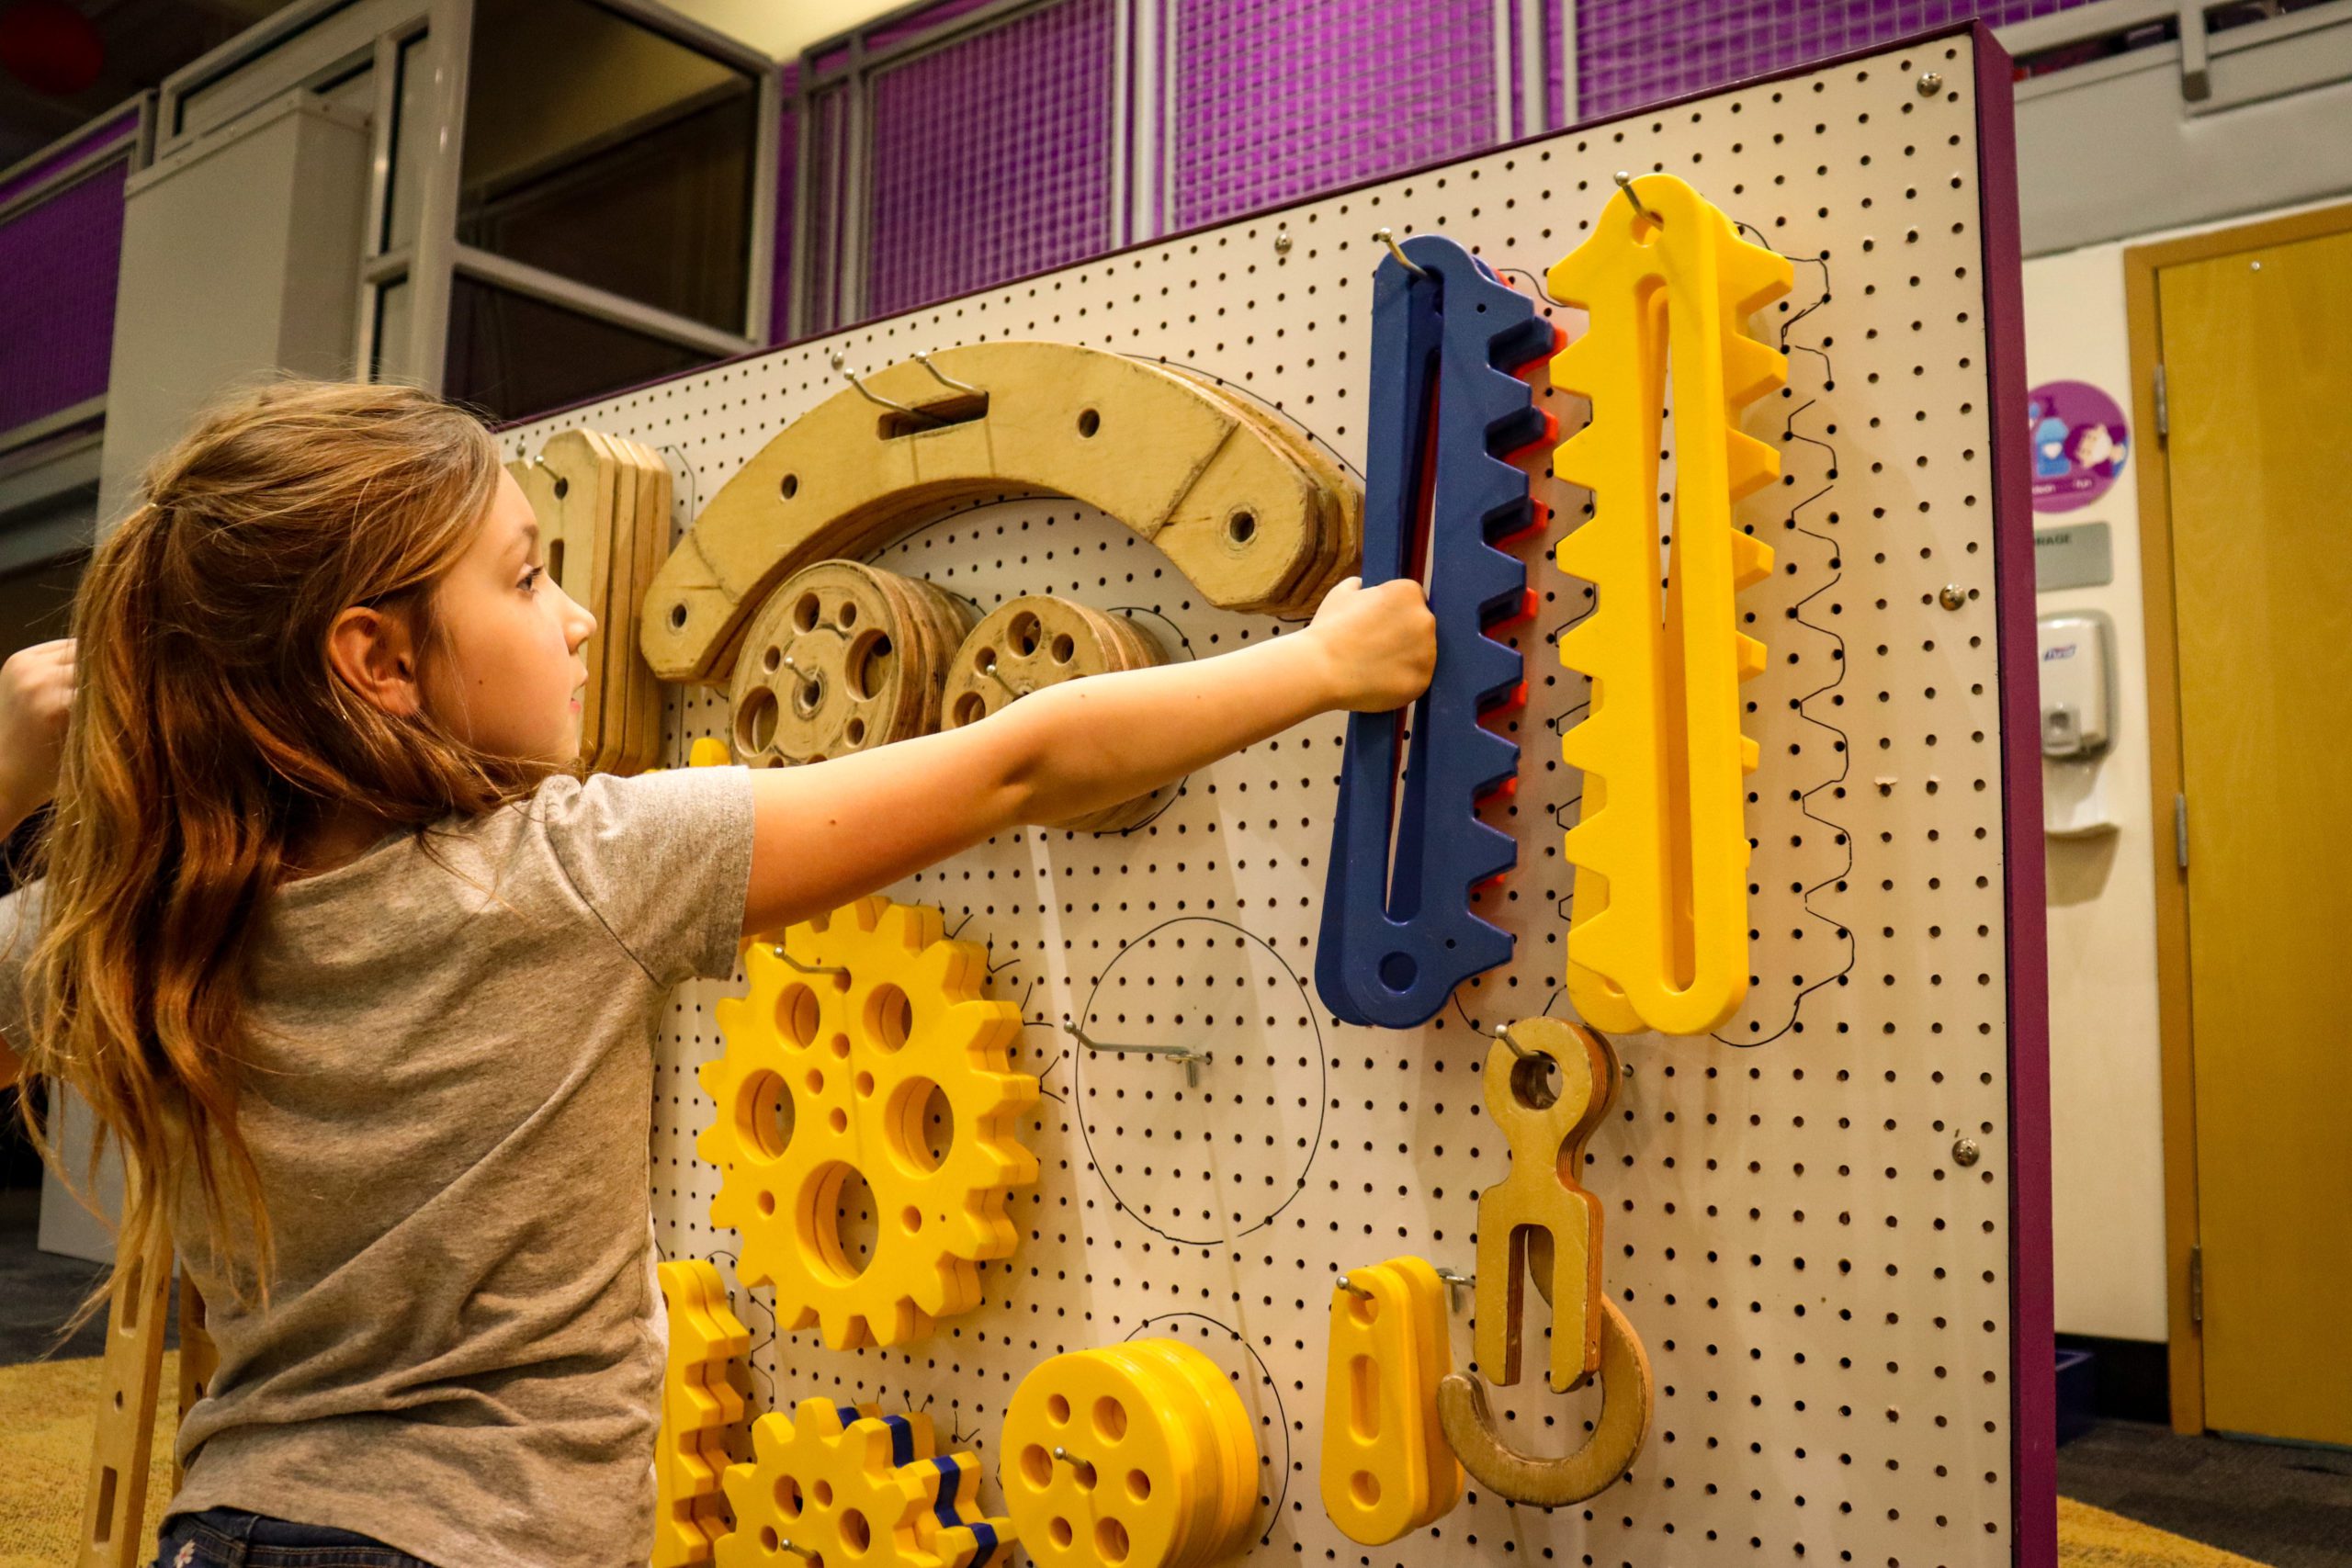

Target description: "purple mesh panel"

left=773, top=67, right=798, bottom=344
left=0, top=109, right=135, bottom=210
left=864, top=0, right=1114, bottom=320
left=0, top=159, right=127, bottom=434
left=1575, top=0, right=2098, bottom=118
left=1171, top=0, right=1500, bottom=231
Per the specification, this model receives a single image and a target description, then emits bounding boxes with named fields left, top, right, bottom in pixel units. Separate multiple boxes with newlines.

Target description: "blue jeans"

left=151, top=1506, right=437, bottom=1568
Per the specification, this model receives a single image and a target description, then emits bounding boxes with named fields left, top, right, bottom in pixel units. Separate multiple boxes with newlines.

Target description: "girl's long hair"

left=10, top=376, right=560, bottom=1329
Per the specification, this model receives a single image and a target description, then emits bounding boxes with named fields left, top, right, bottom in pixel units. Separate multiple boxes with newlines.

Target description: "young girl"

left=0, top=378, right=1432, bottom=1568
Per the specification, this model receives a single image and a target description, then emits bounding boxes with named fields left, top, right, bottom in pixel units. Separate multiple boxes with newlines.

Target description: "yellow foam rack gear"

left=654, top=1260, right=751, bottom=1568
left=697, top=897, right=1038, bottom=1348
left=716, top=1398, right=1008, bottom=1568
left=1545, top=174, right=1793, bottom=1037
left=1000, top=1341, right=1261, bottom=1568
left=1318, top=1258, right=1461, bottom=1544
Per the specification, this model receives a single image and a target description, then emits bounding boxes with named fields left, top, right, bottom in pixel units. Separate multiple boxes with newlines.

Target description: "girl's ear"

left=326, top=603, right=424, bottom=717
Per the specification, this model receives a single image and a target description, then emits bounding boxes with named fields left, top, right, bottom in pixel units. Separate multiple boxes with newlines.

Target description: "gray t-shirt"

left=0, top=765, right=757, bottom=1568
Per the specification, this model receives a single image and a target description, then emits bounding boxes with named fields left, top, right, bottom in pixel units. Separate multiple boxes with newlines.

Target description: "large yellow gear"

left=698, top=896, right=1037, bottom=1348
left=717, top=1398, right=1006, bottom=1568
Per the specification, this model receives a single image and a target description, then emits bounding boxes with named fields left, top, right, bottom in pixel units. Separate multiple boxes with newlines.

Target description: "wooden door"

left=2158, top=225, right=2352, bottom=1446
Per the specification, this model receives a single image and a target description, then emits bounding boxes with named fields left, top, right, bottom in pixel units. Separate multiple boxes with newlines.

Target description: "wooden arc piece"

left=1163, top=364, right=1363, bottom=604
left=728, top=561, right=971, bottom=767
left=640, top=341, right=1351, bottom=683
left=1436, top=1295, right=1654, bottom=1509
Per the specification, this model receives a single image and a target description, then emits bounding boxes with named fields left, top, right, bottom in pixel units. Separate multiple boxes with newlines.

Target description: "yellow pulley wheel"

left=1000, top=1342, right=1259, bottom=1568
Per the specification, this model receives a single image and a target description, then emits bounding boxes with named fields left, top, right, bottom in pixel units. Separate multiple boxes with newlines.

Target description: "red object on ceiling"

left=0, top=0, right=105, bottom=98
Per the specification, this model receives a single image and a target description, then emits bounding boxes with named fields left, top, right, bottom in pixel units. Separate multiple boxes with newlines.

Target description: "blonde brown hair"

left=11, top=376, right=560, bottom=1327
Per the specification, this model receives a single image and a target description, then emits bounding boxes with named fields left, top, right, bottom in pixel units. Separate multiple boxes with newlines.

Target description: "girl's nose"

left=558, top=581, right=597, bottom=649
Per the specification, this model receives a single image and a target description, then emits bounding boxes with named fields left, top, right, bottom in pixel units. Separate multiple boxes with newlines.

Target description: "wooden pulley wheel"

left=728, top=560, right=976, bottom=767
left=940, top=596, right=1170, bottom=832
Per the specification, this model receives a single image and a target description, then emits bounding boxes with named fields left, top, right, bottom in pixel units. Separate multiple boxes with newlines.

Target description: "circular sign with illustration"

left=2027, top=379, right=2129, bottom=513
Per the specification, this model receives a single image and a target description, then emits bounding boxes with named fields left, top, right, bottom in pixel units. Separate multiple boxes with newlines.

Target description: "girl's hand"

left=0, top=638, right=74, bottom=828
left=1305, top=577, right=1437, bottom=713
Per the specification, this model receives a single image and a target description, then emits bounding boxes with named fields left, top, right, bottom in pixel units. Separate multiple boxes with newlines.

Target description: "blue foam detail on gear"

left=834, top=1404, right=919, bottom=1468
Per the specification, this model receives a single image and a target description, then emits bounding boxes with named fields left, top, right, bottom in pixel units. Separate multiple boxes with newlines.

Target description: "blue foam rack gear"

left=1314, top=232, right=1560, bottom=1029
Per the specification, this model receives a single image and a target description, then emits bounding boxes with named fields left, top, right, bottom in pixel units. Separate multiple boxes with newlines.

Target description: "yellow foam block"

left=1318, top=1258, right=1461, bottom=1544
left=1546, top=174, right=1792, bottom=1037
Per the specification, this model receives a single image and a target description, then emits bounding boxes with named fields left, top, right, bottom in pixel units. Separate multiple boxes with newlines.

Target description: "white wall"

left=2022, top=193, right=2348, bottom=1344
left=2021, top=245, right=2168, bottom=1343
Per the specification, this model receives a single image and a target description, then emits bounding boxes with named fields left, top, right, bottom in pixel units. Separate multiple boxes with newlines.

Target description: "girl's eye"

left=520, top=565, right=545, bottom=592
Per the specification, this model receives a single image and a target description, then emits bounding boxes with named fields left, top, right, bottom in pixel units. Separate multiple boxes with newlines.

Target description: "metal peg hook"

left=829, top=348, right=942, bottom=424
left=1434, top=1267, right=1475, bottom=1313
left=1060, top=1018, right=1208, bottom=1088
left=773, top=1540, right=816, bottom=1559
left=980, top=661, right=1027, bottom=698
left=772, top=944, right=847, bottom=978
left=1493, top=1022, right=1549, bottom=1064
left=1612, top=170, right=1661, bottom=224
left=1374, top=228, right=1429, bottom=278
left=1336, top=1273, right=1374, bottom=1299
left=910, top=351, right=982, bottom=396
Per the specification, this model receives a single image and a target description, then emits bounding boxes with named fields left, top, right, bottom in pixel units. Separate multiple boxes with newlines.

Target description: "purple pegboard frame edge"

left=1973, top=23, right=2058, bottom=1568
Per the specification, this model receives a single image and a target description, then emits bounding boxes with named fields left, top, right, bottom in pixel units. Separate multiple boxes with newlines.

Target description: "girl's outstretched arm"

left=0, top=637, right=74, bottom=1079
left=741, top=576, right=1431, bottom=935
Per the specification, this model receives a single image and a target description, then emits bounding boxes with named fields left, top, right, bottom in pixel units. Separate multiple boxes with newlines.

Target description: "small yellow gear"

left=717, top=1399, right=951, bottom=1568
left=698, top=897, right=1037, bottom=1348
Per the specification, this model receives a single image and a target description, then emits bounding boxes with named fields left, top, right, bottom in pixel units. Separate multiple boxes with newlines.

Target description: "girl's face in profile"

left=422, top=469, right=597, bottom=765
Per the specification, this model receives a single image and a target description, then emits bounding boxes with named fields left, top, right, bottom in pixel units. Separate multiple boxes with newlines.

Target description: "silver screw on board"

left=1939, top=584, right=1966, bottom=611
left=1951, top=1136, right=1982, bottom=1168
left=1917, top=71, right=1942, bottom=96
left=1273, top=228, right=1292, bottom=254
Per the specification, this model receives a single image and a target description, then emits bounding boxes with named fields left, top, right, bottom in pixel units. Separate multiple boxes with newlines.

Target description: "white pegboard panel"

left=503, top=30, right=2023, bottom=1567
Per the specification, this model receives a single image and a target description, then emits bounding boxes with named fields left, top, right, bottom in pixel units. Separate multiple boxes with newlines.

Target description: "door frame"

left=2122, top=197, right=2352, bottom=1435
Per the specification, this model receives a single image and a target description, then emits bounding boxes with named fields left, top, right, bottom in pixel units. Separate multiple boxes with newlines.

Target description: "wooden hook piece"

left=1472, top=1018, right=1619, bottom=1394
left=1437, top=1294, right=1655, bottom=1508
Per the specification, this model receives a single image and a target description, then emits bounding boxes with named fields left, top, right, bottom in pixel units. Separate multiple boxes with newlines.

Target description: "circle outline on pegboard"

left=1074, top=915, right=1328, bottom=1247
